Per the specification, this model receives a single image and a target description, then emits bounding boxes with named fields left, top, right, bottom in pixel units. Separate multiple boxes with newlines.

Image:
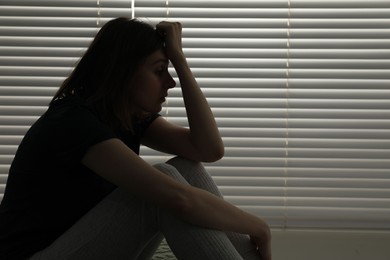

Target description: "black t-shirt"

left=0, top=97, right=159, bottom=260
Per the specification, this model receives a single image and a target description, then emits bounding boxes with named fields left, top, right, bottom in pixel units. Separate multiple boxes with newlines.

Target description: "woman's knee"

left=153, top=161, right=189, bottom=184
left=166, top=157, right=208, bottom=179
left=165, top=157, right=220, bottom=193
left=166, top=156, right=202, bottom=169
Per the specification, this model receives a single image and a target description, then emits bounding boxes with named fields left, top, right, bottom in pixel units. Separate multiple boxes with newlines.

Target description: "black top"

left=0, top=97, right=159, bottom=260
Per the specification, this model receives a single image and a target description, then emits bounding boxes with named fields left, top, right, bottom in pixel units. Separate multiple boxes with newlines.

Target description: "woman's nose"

left=165, top=72, right=176, bottom=89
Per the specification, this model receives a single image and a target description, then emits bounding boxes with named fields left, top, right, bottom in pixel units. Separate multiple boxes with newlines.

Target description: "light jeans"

left=30, top=157, right=259, bottom=260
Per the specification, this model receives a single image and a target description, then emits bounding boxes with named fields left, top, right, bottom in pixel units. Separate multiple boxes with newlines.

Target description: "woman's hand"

left=156, top=21, right=184, bottom=65
left=250, top=223, right=272, bottom=260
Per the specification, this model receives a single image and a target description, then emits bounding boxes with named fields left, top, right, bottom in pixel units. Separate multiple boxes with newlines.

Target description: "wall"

left=272, top=229, right=390, bottom=260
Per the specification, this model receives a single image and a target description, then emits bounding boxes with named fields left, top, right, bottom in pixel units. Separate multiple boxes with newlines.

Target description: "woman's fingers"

left=156, top=21, right=181, bottom=33
left=250, top=233, right=272, bottom=260
left=156, top=21, right=183, bottom=62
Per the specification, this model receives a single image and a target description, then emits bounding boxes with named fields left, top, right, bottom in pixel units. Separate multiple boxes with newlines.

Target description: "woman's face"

left=130, top=49, right=176, bottom=113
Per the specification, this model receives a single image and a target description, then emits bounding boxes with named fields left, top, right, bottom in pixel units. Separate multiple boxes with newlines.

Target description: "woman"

left=0, top=17, right=272, bottom=259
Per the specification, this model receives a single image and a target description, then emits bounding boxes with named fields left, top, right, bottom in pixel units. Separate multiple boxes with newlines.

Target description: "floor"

left=152, top=239, right=176, bottom=260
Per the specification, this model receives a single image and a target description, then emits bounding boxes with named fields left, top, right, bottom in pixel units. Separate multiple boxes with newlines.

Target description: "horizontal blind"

left=284, top=0, right=390, bottom=229
left=136, top=0, right=390, bottom=230
left=1, top=0, right=390, bottom=230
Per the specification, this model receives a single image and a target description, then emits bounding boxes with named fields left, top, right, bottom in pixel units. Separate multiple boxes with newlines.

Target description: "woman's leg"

left=154, top=162, right=244, bottom=260
left=165, top=157, right=260, bottom=260
left=29, top=188, right=163, bottom=260
left=30, top=157, right=258, bottom=260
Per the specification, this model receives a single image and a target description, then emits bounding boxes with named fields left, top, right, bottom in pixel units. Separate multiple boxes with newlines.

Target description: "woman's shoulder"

left=49, top=95, right=92, bottom=112
left=35, top=96, right=114, bottom=141
left=46, top=96, right=100, bottom=122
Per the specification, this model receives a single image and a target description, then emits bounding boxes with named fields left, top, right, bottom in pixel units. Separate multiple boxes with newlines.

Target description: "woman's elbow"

left=201, top=144, right=224, bottom=163
left=206, top=145, right=224, bottom=162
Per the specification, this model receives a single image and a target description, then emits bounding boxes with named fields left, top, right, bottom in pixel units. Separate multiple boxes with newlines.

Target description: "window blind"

left=0, top=0, right=389, bottom=230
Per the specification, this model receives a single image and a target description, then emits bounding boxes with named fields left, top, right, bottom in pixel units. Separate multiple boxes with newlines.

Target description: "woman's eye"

left=155, top=68, right=166, bottom=75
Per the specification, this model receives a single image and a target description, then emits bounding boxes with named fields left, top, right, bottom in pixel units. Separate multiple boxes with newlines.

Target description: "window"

left=1, top=0, right=389, bottom=230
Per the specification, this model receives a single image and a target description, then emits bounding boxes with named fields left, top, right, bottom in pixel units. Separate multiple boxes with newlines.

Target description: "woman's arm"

left=154, top=22, right=224, bottom=162
left=82, top=138, right=271, bottom=259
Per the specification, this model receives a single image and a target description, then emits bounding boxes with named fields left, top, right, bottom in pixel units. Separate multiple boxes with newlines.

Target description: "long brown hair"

left=53, top=17, right=164, bottom=131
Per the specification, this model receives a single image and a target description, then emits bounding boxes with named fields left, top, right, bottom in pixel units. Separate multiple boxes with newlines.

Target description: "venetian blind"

left=0, top=0, right=389, bottom=230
